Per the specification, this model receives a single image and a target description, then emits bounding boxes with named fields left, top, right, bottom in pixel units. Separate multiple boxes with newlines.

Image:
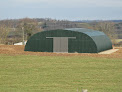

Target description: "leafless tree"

left=0, top=24, right=9, bottom=44
left=18, top=18, right=42, bottom=41
left=91, top=22, right=117, bottom=44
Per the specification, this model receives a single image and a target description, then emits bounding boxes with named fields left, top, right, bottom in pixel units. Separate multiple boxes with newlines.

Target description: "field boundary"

left=98, top=49, right=119, bottom=54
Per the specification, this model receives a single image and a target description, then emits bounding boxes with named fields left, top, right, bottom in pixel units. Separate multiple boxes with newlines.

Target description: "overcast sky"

left=0, top=0, right=122, bottom=20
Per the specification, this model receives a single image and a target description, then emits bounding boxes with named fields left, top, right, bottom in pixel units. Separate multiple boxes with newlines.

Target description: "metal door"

left=53, top=37, right=61, bottom=52
left=53, top=37, right=68, bottom=53
left=60, top=37, right=68, bottom=52
left=46, top=37, right=76, bottom=53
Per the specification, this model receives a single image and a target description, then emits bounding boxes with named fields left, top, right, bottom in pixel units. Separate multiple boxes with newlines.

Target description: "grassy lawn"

left=115, top=39, right=122, bottom=43
left=0, top=55, right=121, bottom=92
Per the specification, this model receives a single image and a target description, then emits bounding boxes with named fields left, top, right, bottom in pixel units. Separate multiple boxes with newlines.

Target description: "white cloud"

left=1, top=0, right=122, bottom=8
left=14, top=0, right=46, bottom=3
left=91, top=0, right=122, bottom=7
left=12, top=0, right=122, bottom=7
left=0, top=0, right=122, bottom=20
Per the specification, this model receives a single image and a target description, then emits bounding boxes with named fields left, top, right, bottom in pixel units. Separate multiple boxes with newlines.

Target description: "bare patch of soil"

left=0, top=45, right=122, bottom=59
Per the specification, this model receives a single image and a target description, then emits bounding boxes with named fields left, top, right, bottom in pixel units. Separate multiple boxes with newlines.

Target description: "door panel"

left=53, top=37, right=61, bottom=52
left=47, top=37, right=76, bottom=53
left=60, top=37, right=68, bottom=52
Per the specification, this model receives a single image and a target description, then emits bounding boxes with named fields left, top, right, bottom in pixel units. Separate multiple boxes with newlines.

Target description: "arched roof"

left=25, top=28, right=112, bottom=53
left=65, top=28, right=105, bottom=36
left=65, top=28, right=112, bottom=52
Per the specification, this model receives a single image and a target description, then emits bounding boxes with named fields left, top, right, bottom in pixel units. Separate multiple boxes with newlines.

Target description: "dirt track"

left=0, top=45, right=122, bottom=59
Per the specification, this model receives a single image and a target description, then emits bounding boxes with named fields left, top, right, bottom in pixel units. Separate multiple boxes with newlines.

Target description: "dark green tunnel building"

left=24, top=28, right=112, bottom=53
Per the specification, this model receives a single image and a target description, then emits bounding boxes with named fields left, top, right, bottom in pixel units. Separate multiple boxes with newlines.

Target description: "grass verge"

left=0, top=55, right=121, bottom=92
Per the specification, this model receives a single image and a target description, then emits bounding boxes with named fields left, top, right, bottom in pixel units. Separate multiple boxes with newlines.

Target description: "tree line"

left=0, top=18, right=121, bottom=45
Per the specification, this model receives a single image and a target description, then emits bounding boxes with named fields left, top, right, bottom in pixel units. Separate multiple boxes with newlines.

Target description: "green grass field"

left=0, top=55, right=121, bottom=92
left=116, top=39, right=122, bottom=43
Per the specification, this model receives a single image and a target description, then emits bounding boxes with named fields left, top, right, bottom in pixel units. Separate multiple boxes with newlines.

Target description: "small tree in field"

left=0, top=24, right=9, bottom=44
left=18, top=18, right=41, bottom=41
left=90, top=22, right=117, bottom=44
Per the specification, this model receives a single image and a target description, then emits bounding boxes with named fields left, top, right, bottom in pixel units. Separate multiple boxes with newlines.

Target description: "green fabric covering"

left=25, top=28, right=112, bottom=53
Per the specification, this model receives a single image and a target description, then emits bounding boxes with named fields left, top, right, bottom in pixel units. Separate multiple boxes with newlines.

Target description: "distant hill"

left=73, top=20, right=122, bottom=23
left=0, top=18, right=122, bottom=44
